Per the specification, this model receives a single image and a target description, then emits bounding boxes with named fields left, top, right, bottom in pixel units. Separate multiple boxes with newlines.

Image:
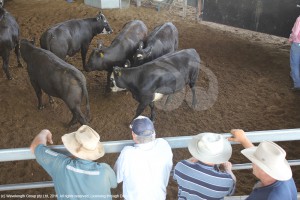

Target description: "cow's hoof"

left=7, top=77, right=13, bottom=80
left=38, top=105, right=45, bottom=110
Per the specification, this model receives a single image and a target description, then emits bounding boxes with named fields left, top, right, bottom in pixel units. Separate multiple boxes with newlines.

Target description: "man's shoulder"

left=155, top=138, right=171, bottom=148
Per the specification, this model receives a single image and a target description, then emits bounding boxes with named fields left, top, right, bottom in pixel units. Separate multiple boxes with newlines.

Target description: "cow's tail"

left=82, top=80, right=91, bottom=122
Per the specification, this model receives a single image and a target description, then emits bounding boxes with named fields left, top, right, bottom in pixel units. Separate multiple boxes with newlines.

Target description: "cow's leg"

left=30, top=80, right=44, bottom=109
left=15, top=41, right=23, bottom=67
left=2, top=53, right=12, bottom=80
left=105, top=70, right=112, bottom=93
left=165, top=94, right=173, bottom=105
left=189, top=84, right=197, bottom=108
left=68, top=107, right=87, bottom=127
left=131, top=102, right=149, bottom=124
left=149, top=102, right=156, bottom=122
left=80, top=45, right=89, bottom=69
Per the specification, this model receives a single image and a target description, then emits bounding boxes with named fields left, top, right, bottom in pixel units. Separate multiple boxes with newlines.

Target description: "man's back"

left=173, top=160, right=235, bottom=200
left=35, top=144, right=117, bottom=200
left=114, top=138, right=173, bottom=200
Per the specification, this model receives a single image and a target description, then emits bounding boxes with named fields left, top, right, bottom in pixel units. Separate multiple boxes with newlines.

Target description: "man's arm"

left=30, top=129, right=53, bottom=153
left=227, top=129, right=254, bottom=149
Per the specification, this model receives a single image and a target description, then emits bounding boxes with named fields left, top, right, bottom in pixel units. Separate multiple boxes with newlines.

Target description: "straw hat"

left=241, top=141, right=292, bottom=181
left=188, top=133, right=232, bottom=164
left=61, top=125, right=105, bottom=161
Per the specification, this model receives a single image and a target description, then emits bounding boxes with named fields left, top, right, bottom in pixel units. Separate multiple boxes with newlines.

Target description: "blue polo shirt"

left=35, top=144, right=117, bottom=200
left=246, top=178, right=297, bottom=200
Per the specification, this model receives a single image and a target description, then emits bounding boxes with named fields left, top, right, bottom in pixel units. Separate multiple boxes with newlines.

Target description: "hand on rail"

left=228, top=129, right=254, bottom=149
left=30, top=129, right=53, bottom=153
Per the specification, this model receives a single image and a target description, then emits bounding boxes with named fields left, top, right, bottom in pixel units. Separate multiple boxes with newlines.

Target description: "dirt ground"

left=0, top=0, right=299, bottom=199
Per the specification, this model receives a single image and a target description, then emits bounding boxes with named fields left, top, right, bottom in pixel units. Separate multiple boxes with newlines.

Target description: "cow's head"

left=96, top=11, right=113, bottom=34
left=123, top=59, right=131, bottom=68
left=0, top=0, right=4, bottom=8
left=85, top=41, right=106, bottom=72
left=110, top=66, right=126, bottom=92
left=133, top=41, right=152, bottom=66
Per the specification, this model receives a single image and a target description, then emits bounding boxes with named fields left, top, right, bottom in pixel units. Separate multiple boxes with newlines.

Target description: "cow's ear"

left=138, top=41, right=144, bottom=50
left=96, top=11, right=102, bottom=20
left=114, top=67, right=122, bottom=77
left=99, top=52, right=104, bottom=58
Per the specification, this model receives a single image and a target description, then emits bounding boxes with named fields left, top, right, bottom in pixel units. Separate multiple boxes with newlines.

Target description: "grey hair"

left=135, top=133, right=156, bottom=144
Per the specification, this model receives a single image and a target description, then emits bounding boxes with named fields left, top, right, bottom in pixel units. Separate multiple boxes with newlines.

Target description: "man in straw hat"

left=228, top=129, right=297, bottom=200
left=114, top=115, right=173, bottom=200
left=173, top=132, right=236, bottom=199
left=30, top=125, right=117, bottom=200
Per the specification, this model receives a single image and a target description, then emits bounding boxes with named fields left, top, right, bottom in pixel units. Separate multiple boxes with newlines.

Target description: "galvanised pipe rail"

left=0, top=128, right=299, bottom=191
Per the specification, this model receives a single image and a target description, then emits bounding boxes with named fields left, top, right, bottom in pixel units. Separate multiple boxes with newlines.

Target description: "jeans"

left=290, top=42, right=300, bottom=88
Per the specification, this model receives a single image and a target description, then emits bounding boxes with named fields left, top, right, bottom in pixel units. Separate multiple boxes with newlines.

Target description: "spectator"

left=30, top=125, right=117, bottom=200
left=114, top=115, right=173, bottom=200
left=173, top=132, right=236, bottom=199
left=289, top=16, right=300, bottom=91
left=228, top=129, right=297, bottom=200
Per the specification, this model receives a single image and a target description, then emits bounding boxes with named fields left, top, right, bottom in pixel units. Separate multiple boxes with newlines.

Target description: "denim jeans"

left=290, top=42, right=300, bottom=88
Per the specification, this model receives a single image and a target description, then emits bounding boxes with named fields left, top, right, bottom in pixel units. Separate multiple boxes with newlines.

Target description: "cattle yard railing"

left=0, top=128, right=300, bottom=198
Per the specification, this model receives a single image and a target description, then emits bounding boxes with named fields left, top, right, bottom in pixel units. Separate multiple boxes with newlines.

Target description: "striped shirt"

left=173, top=160, right=235, bottom=200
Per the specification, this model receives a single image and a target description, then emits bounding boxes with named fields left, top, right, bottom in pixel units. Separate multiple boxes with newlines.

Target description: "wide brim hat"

left=188, top=132, right=232, bottom=164
left=62, top=125, right=105, bottom=161
left=241, top=141, right=292, bottom=181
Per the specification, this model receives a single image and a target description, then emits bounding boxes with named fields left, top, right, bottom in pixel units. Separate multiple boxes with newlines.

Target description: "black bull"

left=20, top=39, right=90, bottom=127
left=132, top=22, right=179, bottom=67
left=85, top=20, right=148, bottom=90
left=111, top=49, right=201, bottom=123
left=40, top=12, right=112, bottom=69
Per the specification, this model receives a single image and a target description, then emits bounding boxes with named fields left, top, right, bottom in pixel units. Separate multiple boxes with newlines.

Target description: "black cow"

left=20, top=39, right=90, bottom=127
left=110, top=49, right=200, bottom=123
left=132, top=22, right=178, bottom=67
left=85, top=20, right=148, bottom=90
left=0, top=7, right=22, bottom=80
left=40, top=12, right=112, bottom=69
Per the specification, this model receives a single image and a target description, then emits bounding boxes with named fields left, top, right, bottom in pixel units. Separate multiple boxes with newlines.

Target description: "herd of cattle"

left=0, top=5, right=201, bottom=127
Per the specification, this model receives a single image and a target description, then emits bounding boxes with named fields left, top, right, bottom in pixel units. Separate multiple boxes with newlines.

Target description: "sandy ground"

left=0, top=0, right=299, bottom=199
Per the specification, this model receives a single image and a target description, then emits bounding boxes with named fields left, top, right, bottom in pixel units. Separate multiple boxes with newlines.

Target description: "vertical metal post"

left=183, top=0, right=187, bottom=18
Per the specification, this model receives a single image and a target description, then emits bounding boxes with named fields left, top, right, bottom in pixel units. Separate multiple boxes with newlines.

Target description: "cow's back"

left=147, top=22, right=178, bottom=54
left=0, top=8, right=19, bottom=53
left=21, top=40, right=86, bottom=97
left=121, top=49, right=200, bottom=94
left=109, top=20, right=147, bottom=54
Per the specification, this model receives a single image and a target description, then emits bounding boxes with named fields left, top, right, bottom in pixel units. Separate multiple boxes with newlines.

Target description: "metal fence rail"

left=0, top=128, right=300, bottom=193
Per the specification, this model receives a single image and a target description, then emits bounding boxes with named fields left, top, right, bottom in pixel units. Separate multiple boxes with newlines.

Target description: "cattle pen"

left=1, top=0, right=300, bottom=199
left=0, top=129, right=300, bottom=199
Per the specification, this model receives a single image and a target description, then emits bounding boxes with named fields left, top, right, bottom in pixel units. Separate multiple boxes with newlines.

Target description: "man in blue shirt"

left=30, top=125, right=117, bottom=200
left=229, top=129, right=297, bottom=200
left=173, top=132, right=236, bottom=200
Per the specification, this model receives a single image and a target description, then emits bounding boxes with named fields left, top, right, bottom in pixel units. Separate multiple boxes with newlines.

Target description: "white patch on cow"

left=101, top=29, right=109, bottom=34
left=110, top=73, right=126, bottom=92
left=137, top=54, right=143, bottom=58
left=153, top=93, right=164, bottom=101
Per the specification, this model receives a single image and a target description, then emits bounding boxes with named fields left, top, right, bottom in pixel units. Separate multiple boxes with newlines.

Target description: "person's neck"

left=260, top=177, right=277, bottom=186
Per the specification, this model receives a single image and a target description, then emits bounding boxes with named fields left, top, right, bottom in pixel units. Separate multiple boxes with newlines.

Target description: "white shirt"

left=114, top=138, right=173, bottom=200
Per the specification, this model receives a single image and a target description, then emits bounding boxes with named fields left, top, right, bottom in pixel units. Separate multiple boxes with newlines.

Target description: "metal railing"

left=0, top=128, right=300, bottom=195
